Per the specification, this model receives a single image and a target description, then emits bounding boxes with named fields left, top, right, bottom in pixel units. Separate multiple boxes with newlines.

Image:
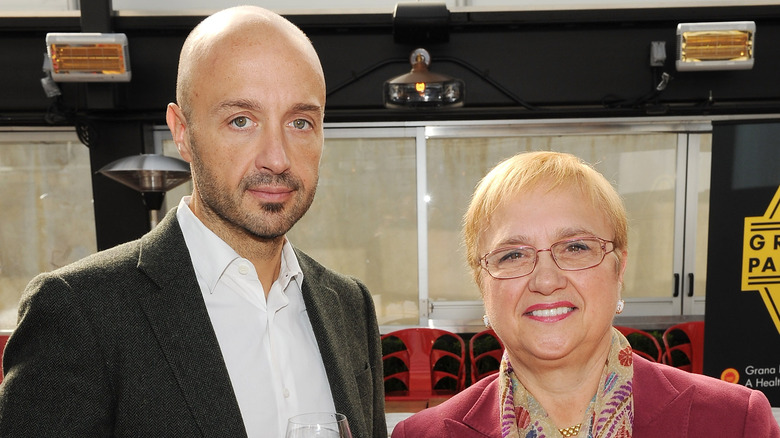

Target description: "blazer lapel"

left=453, top=378, right=503, bottom=438
left=444, top=420, right=498, bottom=438
left=297, top=254, right=368, bottom=438
left=633, top=357, right=693, bottom=438
left=136, top=210, right=247, bottom=438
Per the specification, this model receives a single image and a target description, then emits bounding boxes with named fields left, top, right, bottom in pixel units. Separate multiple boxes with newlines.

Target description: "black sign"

left=705, top=121, right=780, bottom=405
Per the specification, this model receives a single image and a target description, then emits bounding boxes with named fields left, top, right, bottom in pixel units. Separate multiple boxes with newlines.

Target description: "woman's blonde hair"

left=463, top=151, right=628, bottom=284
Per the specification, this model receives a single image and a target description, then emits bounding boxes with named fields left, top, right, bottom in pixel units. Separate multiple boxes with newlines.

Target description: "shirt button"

left=238, top=264, right=249, bottom=275
left=283, top=388, right=290, bottom=398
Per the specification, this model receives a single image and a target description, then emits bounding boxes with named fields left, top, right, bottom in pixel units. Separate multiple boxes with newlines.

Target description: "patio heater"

left=98, top=154, right=191, bottom=228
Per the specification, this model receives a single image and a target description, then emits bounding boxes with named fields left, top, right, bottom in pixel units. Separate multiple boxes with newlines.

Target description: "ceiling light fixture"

left=384, top=48, right=464, bottom=109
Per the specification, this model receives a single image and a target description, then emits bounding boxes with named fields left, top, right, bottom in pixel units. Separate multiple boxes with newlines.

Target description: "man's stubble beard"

left=188, top=135, right=318, bottom=240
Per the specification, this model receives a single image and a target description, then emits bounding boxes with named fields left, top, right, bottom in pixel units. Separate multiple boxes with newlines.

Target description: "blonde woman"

left=392, top=151, right=779, bottom=438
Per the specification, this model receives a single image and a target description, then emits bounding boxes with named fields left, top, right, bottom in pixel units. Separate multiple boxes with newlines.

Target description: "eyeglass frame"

left=479, top=236, right=616, bottom=280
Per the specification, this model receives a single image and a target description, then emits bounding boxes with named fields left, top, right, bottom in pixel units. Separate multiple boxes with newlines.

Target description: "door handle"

left=687, top=273, right=695, bottom=297
left=673, top=273, right=680, bottom=297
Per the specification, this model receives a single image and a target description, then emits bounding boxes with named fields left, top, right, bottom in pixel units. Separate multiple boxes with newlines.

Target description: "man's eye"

left=230, top=116, right=252, bottom=129
left=290, top=119, right=311, bottom=130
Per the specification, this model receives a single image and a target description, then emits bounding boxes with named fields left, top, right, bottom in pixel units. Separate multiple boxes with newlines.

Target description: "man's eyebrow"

left=211, top=100, right=323, bottom=117
left=213, top=98, right=262, bottom=115
left=292, top=103, right=324, bottom=116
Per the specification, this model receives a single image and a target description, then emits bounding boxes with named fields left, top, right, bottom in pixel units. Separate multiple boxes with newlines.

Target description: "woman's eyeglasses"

left=480, top=237, right=615, bottom=279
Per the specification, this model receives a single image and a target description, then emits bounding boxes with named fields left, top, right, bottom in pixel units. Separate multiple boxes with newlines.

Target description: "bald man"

left=0, top=7, right=385, bottom=437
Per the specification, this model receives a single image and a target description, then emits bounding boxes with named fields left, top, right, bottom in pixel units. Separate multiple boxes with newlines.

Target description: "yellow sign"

left=742, top=185, right=780, bottom=335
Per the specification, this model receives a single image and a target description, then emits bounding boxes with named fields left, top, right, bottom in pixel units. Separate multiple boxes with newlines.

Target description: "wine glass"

left=285, top=412, right=353, bottom=438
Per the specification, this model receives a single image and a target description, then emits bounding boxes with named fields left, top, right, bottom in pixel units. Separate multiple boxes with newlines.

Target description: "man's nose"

left=255, top=124, right=291, bottom=174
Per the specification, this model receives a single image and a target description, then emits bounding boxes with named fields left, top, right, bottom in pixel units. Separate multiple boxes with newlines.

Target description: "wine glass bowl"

left=285, top=412, right=353, bottom=438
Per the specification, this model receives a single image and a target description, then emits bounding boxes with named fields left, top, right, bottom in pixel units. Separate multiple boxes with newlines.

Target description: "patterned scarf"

left=498, top=327, right=634, bottom=438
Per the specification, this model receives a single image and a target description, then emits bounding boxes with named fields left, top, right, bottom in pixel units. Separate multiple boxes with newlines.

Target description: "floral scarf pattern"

left=498, top=327, right=634, bottom=438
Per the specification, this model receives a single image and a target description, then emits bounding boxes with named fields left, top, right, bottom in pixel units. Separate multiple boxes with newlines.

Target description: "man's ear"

left=166, top=103, right=192, bottom=163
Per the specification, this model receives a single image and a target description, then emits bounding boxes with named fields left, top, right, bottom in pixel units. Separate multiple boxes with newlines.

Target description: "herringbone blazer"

left=0, top=208, right=385, bottom=437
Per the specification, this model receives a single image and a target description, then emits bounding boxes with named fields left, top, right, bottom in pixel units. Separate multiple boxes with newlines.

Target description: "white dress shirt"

left=176, top=197, right=335, bottom=438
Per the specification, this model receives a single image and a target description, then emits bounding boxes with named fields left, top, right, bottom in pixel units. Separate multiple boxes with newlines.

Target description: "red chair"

left=614, top=326, right=663, bottom=362
left=468, top=328, right=504, bottom=384
left=662, top=321, right=704, bottom=374
left=381, top=328, right=466, bottom=400
left=0, top=332, right=9, bottom=384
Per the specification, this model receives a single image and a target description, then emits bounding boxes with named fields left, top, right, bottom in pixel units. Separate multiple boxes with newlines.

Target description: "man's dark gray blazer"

left=0, top=209, right=386, bottom=437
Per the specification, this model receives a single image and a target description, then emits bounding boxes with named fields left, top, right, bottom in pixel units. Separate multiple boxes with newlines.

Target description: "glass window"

left=426, top=132, right=683, bottom=317
left=0, top=130, right=96, bottom=330
left=161, top=138, right=192, bottom=212
left=289, top=134, right=419, bottom=326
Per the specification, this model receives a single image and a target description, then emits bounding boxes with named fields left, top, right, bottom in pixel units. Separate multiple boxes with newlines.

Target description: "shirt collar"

left=176, top=196, right=303, bottom=293
left=177, top=197, right=239, bottom=293
left=279, top=237, right=304, bottom=292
